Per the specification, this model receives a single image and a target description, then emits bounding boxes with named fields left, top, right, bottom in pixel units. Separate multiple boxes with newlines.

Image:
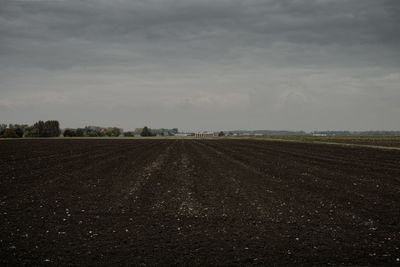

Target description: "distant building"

left=175, top=133, right=189, bottom=137
left=312, top=133, right=327, bottom=136
left=195, top=131, right=216, bottom=138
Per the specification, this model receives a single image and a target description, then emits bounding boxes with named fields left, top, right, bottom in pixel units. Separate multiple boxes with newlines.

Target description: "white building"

left=175, top=133, right=189, bottom=137
left=312, top=133, right=327, bottom=136
left=195, top=131, right=216, bottom=138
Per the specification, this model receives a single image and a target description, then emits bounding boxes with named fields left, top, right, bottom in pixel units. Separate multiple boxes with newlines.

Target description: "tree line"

left=0, top=121, right=60, bottom=138
left=63, top=126, right=123, bottom=137
left=0, top=121, right=179, bottom=138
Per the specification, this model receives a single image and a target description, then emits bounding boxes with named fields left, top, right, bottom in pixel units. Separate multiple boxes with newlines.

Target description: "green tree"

left=87, top=131, right=99, bottom=137
left=218, top=131, right=225, bottom=137
left=8, top=124, right=27, bottom=137
left=1, top=128, right=18, bottom=138
left=63, top=129, right=76, bottom=137
left=24, top=120, right=60, bottom=137
left=140, top=126, right=153, bottom=137
left=76, top=129, right=84, bottom=137
left=24, top=123, right=40, bottom=137
left=14, top=128, right=24, bottom=138
left=0, top=126, right=6, bottom=136
left=111, top=127, right=122, bottom=137
left=43, top=121, right=60, bottom=137
left=124, top=131, right=134, bottom=137
left=37, top=121, right=46, bottom=136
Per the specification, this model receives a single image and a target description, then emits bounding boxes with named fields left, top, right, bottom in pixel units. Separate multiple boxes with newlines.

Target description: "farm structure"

left=194, top=131, right=216, bottom=138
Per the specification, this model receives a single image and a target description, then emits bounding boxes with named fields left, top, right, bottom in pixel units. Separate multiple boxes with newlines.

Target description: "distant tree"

left=105, top=129, right=113, bottom=137
left=99, top=129, right=107, bottom=137
left=123, top=131, right=134, bottom=137
left=85, top=126, right=102, bottom=136
left=44, top=121, right=60, bottom=137
left=7, top=124, right=27, bottom=137
left=87, top=131, right=99, bottom=137
left=24, top=124, right=40, bottom=137
left=24, top=120, right=60, bottom=137
left=14, top=128, right=24, bottom=138
left=76, top=129, right=84, bottom=137
left=0, top=124, right=35, bottom=137
left=23, top=126, right=34, bottom=137
left=37, top=121, right=46, bottom=136
left=63, top=129, right=76, bottom=137
left=96, top=127, right=120, bottom=137
left=111, top=127, right=122, bottom=137
left=1, top=128, right=18, bottom=138
left=0, top=125, right=6, bottom=136
left=218, top=131, right=225, bottom=137
left=140, top=126, right=153, bottom=137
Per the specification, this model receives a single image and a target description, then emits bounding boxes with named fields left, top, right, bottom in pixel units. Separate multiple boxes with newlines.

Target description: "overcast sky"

left=1, top=0, right=399, bottom=131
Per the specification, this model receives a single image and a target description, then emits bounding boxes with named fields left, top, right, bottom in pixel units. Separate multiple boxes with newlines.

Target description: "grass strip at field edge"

left=246, top=137, right=400, bottom=151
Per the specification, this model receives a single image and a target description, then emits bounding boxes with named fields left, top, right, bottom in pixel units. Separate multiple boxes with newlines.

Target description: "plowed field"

left=1, top=139, right=399, bottom=265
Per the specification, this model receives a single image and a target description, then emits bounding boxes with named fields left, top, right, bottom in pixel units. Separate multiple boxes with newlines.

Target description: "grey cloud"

left=0, top=0, right=399, bottom=131
left=1, top=0, right=399, bottom=70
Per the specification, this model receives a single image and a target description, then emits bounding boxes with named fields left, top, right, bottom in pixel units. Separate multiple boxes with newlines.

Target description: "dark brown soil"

left=1, top=139, right=399, bottom=266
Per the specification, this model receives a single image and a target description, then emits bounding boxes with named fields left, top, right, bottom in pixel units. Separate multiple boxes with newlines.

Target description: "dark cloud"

left=0, top=0, right=399, bottom=130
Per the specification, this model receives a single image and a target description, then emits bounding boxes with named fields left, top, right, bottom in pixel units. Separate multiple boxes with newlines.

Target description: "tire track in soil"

left=200, top=139, right=400, bottom=212
left=230, top=139, right=400, bottom=175
left=201, top=139, right=400, bottom=221
left=195, top=139, right=400, bottom=265
left=122, top=139, right=391, bottom=266
left=0, top=140, right=174, bottom=266
left=58, top=140, right=176, bottom=266
left=117, top=140, right=283, bottom=265
left=1, top=140, right=161, bottom=215
left=150, top=141, right=205, bottom=218
left=180, top=140, right=290, bottom=265
left=110, top=140, right=175, bottom=211
left=0, top=140, right=152, bottom=193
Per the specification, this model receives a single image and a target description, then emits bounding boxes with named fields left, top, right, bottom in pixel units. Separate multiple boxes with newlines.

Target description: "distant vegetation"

left=135, top=127, right=178, bottom=137
left=0, top=121, right=60, bottom=138
left=140, top=126, right=154, bottom=137
left=123, top=131, right=135, bottom=137
left=0, top=121, right=181, bottom=138
left=2, top=121, right=400, bottom=139
left=63, top=126, right=122, bottom=137
left=24, top=121, right=61, bottom=137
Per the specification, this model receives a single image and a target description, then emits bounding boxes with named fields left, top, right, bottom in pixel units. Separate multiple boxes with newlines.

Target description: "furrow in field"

left=200, top=140, right=400, bottom=220
left=195, top=139, right=400, bottom=261
left=234, top=139, right=400, bottom=172
left=1, top=139, right=399, bottom=266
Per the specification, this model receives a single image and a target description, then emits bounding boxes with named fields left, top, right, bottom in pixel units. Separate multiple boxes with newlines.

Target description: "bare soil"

left=1, top=139, right=399, bottom=266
